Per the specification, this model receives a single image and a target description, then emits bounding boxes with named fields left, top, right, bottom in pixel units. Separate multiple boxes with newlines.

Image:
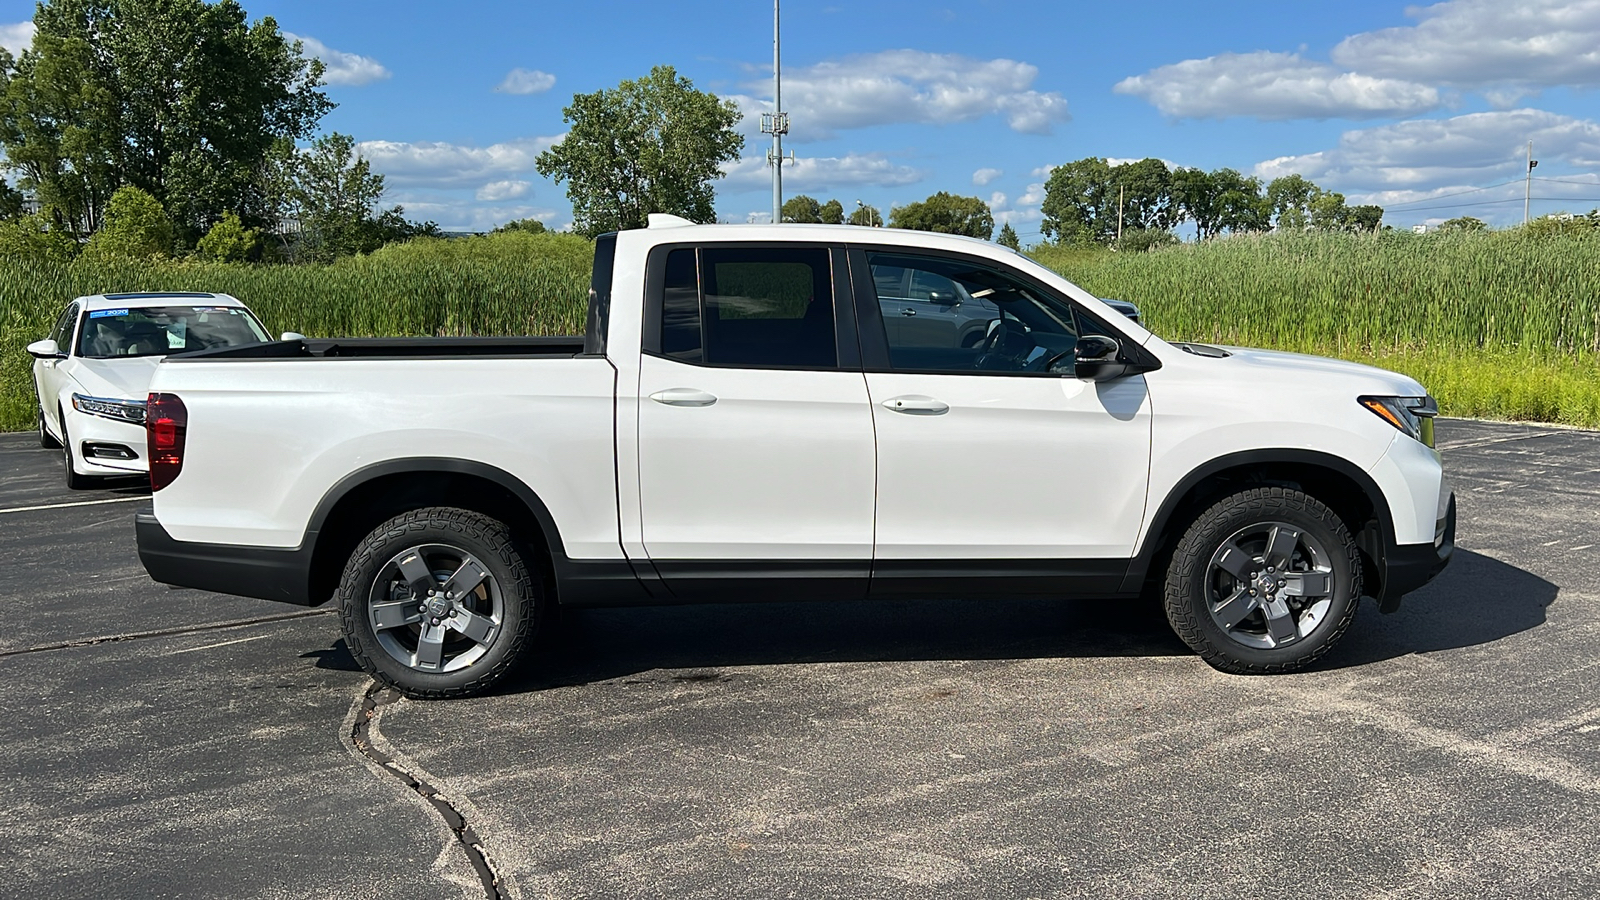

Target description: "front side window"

left=867, top=253, right=1078, bottom=374
left=655, top=246, right=838, bottom=369
left=50, top=302, right=80, bottom=348
left=76, top=306, right=270, bottom=359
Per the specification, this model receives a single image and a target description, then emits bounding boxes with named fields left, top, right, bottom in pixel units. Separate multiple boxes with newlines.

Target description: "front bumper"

left=136, top=511, right=318, bottom=606
left=1377, top=492, right=1455, bottom=613
left=68, top=405, right=148, bottom=475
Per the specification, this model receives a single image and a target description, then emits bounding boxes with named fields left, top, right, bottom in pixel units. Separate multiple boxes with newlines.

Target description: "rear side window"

left=653, top=246, right=838, bottom=369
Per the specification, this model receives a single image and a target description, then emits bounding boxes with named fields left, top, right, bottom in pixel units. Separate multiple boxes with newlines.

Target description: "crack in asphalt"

left=0, top=608, right=336, bottom=658
left=350, top=683, right=505, bottom=900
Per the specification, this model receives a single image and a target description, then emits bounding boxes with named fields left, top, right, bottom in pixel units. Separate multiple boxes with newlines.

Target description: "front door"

left=636, top=244, right=876, bottom=600
left=854, top=249, right=1154, bottom=595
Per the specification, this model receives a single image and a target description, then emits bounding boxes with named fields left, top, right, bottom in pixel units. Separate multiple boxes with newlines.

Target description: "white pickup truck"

left=137, top=217, right=1454, bottom=698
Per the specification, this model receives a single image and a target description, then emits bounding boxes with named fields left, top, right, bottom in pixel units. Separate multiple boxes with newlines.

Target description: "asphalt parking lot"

left=3, top=419, right=1598, bottom=899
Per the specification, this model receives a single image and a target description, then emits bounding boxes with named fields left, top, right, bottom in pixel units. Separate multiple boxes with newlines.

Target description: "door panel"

left=867, top=372, right=1152, bottom=559
left=637, top=354, right=876, bottom=561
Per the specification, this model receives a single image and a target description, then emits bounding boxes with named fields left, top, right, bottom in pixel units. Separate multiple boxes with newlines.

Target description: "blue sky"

left=5, top=0, right=1600, bottom=236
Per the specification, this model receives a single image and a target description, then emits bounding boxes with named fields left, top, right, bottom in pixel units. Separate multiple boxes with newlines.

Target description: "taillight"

left=146, top=392, right=187, bottom=491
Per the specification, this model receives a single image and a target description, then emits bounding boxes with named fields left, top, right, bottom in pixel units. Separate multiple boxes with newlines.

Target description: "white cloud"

left=1251, top=109, right=1600, bottom=192
left=1017, top=182, right=1047, bottom=206
left=286, top=32, right=391, bottom=87
left=972, top=167, right=1003, bottom=186
left=0, top=21, right=34, bottom=55
left=720, top=153, right=925, bottom=192
left=988, top=191, right=1007, bottom=209
left=475, top=180, right=532, bottom=202
left=1331, top=0, right=1600, bottom=89
left=392, top=196, right=562, bottom=233
left=356, top=135, right=563, bottom=188
left=495, top=68, right=556, bottom=95
left=732, top=50, right=1069, bottom=140
left=1115, top=51, right=1441, bottom=120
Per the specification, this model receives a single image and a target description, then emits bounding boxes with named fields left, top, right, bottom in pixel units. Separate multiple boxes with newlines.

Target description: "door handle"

left=900, top=308, right=917, bottom=316
left=881, top=395, right=949, bottom=415
left=649, top=388, right=718, bottom=407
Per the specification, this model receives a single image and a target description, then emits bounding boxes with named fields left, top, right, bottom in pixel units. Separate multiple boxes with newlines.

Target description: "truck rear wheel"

left=338, top=507, right=543, bottom=699
left=1163, top=486, right=1361, bottom=674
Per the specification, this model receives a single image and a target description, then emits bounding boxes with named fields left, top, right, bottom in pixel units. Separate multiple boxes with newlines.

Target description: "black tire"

left=38, top=407, right=60, bottom=449
left=59, top=406, right=97, bottom=490
left=1163, top=486, right=1361, bottom=674
left=338, top=507, right=543, bottom=699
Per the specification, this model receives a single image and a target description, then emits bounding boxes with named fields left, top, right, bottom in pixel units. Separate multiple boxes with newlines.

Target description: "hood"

left=68, top=356, right=163, bottom=400
left=1218, top=346, right=1427, bottom=395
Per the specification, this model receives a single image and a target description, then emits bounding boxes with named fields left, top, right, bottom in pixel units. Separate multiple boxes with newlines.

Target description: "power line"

left=1532, top=175, right=1600, bottom=186
left=1379, top=180, right=1520, bottom=209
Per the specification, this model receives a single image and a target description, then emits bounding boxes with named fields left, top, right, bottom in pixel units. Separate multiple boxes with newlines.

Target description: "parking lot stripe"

left=0, top=496, right=147, bottom=515
left=162, top=633, right=275, bottom=656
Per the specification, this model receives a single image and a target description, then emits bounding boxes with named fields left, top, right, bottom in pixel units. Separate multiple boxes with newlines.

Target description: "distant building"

left=1412, top=224, right=1428, bottom=234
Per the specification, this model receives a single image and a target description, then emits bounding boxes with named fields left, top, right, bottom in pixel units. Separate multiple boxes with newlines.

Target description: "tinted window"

left=654, top=246, right=837, bottom=369
left=76, top=306, right=270, bottom=359
left=50, top=302, right=80, bottom=347
left=867, top=253, right=1078, bottom=374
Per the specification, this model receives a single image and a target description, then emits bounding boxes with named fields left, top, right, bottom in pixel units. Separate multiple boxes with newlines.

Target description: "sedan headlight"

left=1359, top=395, right=1438, bottom=447
left=72, top=393, right=148, bottom=425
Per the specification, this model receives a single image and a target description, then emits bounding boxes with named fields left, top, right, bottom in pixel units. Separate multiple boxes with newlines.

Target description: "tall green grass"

left=4, top=228, right=1598, bottom=431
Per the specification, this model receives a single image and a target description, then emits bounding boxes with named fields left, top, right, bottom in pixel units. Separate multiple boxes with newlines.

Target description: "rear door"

left=635, top=243, right=876, bottom=600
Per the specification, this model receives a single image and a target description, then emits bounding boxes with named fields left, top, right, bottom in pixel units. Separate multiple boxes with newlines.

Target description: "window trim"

left=640, top=240, right=861, bottom=372
left=848, top=244, right=1157, bottom=378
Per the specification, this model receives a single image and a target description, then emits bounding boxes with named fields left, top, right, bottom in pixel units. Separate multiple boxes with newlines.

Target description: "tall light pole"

left=761, top=0, right=792, bottom=223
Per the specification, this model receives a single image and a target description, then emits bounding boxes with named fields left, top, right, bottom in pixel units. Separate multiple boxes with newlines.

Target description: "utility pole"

left=1117, top=185, right=1125, bottom=243
left=1525, top=140, right=1538, bottom=225
left=760, top=0, right=793, bottom=224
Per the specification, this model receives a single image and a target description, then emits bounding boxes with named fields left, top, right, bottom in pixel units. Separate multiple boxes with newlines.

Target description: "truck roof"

left=638, top=217, right=1020, bottom=256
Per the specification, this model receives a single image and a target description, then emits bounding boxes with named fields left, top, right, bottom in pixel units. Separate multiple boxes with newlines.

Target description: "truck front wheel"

left=338, top=507, right=543, bottom=699
left=1163, top=486, right=1361, bottom=674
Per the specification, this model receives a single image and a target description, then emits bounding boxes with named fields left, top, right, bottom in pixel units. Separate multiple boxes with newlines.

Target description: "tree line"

left=0, top=0, right=433, bottom=263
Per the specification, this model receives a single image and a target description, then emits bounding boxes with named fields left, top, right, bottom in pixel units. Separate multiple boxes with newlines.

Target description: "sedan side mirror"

left=1046, top=335, right=1131, bottom=381
left=280, top=332, right=306, bottom=342
left=26, top=339, right=64, bottom=359
left=926, top=291, right=959, bottom=305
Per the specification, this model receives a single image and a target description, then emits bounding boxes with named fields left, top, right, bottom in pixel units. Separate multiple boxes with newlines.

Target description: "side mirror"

left=26, top=339, right=64, bottom=359
left=1046, top=335, right=1132, bottom=381
left=280, top=332, right=306, bottom=342
left=926, top=291, right=959, bottom=305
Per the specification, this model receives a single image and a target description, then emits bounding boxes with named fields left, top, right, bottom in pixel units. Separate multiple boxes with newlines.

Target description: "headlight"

left=1359, top=395, right=1438, bottom=447
left=72, top=393, right=148, bottom=425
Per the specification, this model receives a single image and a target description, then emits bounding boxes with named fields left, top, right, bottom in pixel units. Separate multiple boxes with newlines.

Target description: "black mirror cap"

left=926, top=290, right=960, bottom=305
left=1074, top=335, right=1163, bottom=382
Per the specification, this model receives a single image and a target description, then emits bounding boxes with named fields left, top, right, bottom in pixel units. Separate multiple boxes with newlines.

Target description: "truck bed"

left=170, top=335, right=588, bottom=362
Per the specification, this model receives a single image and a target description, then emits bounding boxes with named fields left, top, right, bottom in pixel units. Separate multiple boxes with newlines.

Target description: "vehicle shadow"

left=492, top=549, right=1552, bottom=691
left=504, top=590, right=1191, bottom=693
left=1312, top=548, right=1556, bottom=669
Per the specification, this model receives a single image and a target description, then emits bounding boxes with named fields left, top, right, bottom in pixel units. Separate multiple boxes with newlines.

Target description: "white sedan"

left=27, top=292, right=274, bottom=488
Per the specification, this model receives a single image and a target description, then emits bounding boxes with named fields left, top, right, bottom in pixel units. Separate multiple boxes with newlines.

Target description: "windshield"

left=76, top=306, right=270, bottom=359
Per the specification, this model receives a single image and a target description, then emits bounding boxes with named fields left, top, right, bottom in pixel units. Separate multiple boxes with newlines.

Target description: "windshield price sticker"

left=90, top=309, right=130, bottom=318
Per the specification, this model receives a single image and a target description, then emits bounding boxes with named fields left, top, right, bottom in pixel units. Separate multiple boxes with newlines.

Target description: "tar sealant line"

left=0, top=608, right=335, bottom=658
left=350, top=683, right=505, bottom=900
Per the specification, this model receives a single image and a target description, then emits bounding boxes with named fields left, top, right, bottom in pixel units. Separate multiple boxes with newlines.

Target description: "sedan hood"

left=1220, top=346, right=1427, bottom=396
left=69, top=356, right=163, bottom=400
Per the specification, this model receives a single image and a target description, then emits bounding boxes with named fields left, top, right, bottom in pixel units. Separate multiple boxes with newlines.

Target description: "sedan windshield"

left=76, top=306, right=269, bottom=359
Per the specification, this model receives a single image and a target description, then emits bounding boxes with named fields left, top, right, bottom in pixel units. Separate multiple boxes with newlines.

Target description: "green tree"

left=889, top=191, right=994, bottom=239
left=781, top=194, right=821, bottom=223
left=1344, top=204, right=1383, bottom=232
left=0, top=179, right=25, bottom=220
left=493, top=217, right=548, bottom=234
left=1211, top=169, right=1271, bottom=234
left=819, top=198, right=844, bottom=224
left=996, top=222, right=1020, bottom=250
left=1436, top=216, right=1488, bottom=233
left=1266, top=174, right=1320, bottom=230
left=195, top=211, right=261, bottom=261
left=847, top=203, right=883, bottom=227
left=0, top=210, right=78, bottom=261
left=1040, top=157, right=1114, bottom=244
left=81, top=185, right=173, bottom=258
left=536, top=65, right=743, bottom=237
left=1116, top=227, right=1178, bottom=253
left=1, top=0, right=332, bottom=240
left=287, top=132, right=398, bottom=260
left=1309, top=190, right=1350, bottom=231
left=1112, top=158, right=1174, bottom=232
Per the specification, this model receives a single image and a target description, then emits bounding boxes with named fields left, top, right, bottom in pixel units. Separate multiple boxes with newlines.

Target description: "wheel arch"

left=306, top=459, right=566, bottom=608
left=1125, top=449, right=1396, bottom=600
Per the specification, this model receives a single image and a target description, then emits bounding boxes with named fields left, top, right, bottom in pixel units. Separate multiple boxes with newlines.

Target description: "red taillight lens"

left=146, top=392, right=187, bottom=491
